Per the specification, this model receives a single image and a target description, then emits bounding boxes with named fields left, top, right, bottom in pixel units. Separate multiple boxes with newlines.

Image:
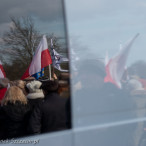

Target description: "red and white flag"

left=0, top=60, right=7, bottom=100
left=104, top=33, right=139, bottom=88
left=0, top=60, right=6, bottom=78
left=21, top=35, right=52, bottom=79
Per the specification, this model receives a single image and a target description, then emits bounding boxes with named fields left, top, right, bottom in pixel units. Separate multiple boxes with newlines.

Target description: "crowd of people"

left=0, top=74, right=71, bottom=139
left=1, top=59, right=146, bottom=140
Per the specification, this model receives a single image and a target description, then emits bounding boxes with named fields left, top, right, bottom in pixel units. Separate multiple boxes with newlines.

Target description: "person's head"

left=23, top=77, right=35, bottom=84
left=0, top=78, right=9, bottom=89
left=126, top=79, right=144, bottom=91
left=1, top=86, right=27, bottom=105
left=40, top=80, right=59, bottom=95
left=12, top=80, right=26, bottom=89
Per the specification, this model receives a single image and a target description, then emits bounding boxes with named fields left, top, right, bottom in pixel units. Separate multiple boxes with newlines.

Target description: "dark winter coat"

left=0, top=101, right=31, bottom=139
left=28, top=98, right=44, bottom=110
left=27, top=92, right=44, bottom=111
left=28, top=92, right=67, bottom=134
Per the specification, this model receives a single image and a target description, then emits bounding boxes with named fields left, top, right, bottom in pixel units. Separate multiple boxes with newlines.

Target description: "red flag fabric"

left=0, top=61, right=6, bottom=78
left=21, top=35, right=52, bottom=80
left=104, top=33, right=139, bottom=88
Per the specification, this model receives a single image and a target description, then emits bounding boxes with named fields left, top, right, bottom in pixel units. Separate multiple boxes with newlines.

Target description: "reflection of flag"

left=0, top=60, right=7, bottom=100
left=21, top=35, right=52, bottom=80
left=139, top=78, right=146, bottom=90
left=104, top=51, right=109, bottom=66
left=71, top=49, right=80, bottom=71
left=32, top=68, right=44, bottom=79
left=104, top=33, right=139, bottom=88
left=0, top=60, right=6, bottom=78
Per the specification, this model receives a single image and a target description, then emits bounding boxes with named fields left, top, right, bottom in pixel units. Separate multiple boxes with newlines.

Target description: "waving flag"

left=104, top=33, right=139, bottom=88
left=51, top=49, right=69, bottom=72
left=32, top=68, right=44, bottom=80
left=51, top=39, right=69, bottom=72
left=0, top=61, right=7, bottom=100
left=0, top=60, right=6, bottom=78
left=21, top=35, right=52, bottom=80
left=52, top=49, right=69, bottom=64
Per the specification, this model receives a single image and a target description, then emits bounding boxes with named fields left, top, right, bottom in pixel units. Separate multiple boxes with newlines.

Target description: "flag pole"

left=49, top=64, right=51, bottom=80
left=51, top=38, right=54, bottom=79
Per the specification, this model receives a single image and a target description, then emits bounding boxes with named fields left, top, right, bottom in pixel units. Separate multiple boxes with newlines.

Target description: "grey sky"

left=65, top=0, right=146, bottom=65
left=0, top=0, right=66, bottom=36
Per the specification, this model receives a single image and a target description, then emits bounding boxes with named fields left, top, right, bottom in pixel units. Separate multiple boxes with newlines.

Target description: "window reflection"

left=0, top=0, right=71, bottom=139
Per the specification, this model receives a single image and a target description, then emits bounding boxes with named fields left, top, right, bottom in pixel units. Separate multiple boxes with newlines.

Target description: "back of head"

left=12, top=80, right=26, bottom=89
left=41, top=80, right=59, bottom=94
left=23, top=76, right=35, bottom=82
left=1, top=86, right=27, bottom=105
left=127, top=79, right=144, bottom=91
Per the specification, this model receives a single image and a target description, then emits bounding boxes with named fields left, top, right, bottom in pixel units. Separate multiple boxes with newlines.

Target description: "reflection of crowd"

left=73, top=59, right=146, bottom=97
left=1, top=59, right=146, bottom=140
left=0, top=74, right=70, bottom=139
left=72, top=59, right=146, bottom=145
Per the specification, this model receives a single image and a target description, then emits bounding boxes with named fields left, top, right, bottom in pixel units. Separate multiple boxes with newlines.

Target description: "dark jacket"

left=28, top=92, right=67, bottom=134
left=0, top=101, right=31, bottom=139
left=28, top=98, right=44, bottom=110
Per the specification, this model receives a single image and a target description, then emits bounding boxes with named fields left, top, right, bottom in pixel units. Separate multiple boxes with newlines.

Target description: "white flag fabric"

left=0, top=60, right=6, bottom=78
left=104, top=51, right=109, bottom=66
left=54, top=63, right=69, bottom=72
left=51, top=39, right=69, bottom=72
left=71, top=49, right=80, bottom=71
left=104, top=33, right=139, bottom=88
left=52, top=49, right=69, bottom=64
left=51, top=48, right=69, bottom=72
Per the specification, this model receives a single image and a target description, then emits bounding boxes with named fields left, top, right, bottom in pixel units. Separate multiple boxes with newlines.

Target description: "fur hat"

left=26, top=81, right=44, bottom=99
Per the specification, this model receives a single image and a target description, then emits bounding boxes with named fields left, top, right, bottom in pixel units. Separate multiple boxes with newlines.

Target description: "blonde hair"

left=1, top=86, right=27, bottom=105
left=10, top=80, right=26, bottom=89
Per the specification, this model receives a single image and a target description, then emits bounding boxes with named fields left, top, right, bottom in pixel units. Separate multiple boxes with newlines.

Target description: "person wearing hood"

left=26, top=80, right=44, bottom=110
left=28, top=78, right=67, bottom=134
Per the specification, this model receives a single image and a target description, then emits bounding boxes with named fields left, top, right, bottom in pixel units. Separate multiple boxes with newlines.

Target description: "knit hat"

left=26, top=80, right=44, bottom=99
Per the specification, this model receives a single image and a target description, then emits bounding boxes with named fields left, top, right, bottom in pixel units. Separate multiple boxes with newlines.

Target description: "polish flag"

left=0, top=60, right=6, bottom=78
left=104, top=33, right=139, bottom=88
left=21, top=35, right=52, bottom=80
left=0, top=61, right=7, bottom=100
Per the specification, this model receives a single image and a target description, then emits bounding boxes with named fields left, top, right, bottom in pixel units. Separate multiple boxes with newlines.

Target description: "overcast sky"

left=0, top=0, right=66, bottom=37
left=65, top=0, right=146, bottom=66
left=1, top=0, right=146, bottom=66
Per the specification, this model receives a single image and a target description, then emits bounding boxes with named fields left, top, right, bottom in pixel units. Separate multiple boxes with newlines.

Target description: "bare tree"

left=1, top=16, right=42, bottom=66
left=0, top=16, right=67, bottom=80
